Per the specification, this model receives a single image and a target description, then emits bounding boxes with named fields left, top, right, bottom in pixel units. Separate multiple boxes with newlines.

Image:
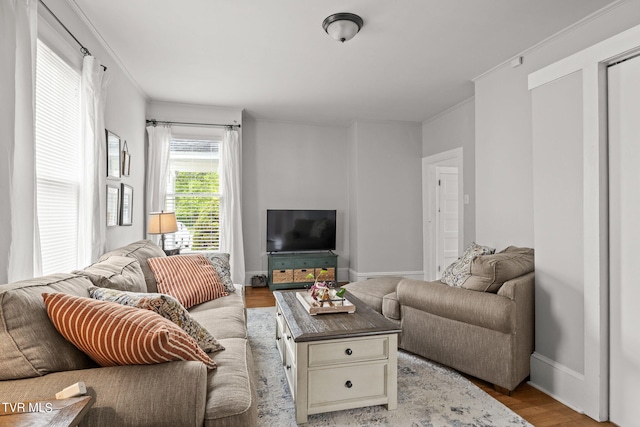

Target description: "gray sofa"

left=345, top=246, right=534, bottom=392
left=0, top=240, right=257, bottom=426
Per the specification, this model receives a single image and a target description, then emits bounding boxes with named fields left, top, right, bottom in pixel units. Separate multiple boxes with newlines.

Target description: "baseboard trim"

left=529, top=352, right=585, bottom=414
left=348, top=269, right=424, bottom=282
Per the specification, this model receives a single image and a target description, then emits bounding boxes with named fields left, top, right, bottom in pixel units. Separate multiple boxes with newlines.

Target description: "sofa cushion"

left=0, top=274, right=96, bottom=380
left=43, top=292, right=216, bottom=369
left=189, top=284, right=245, bottom=312
left=99, top=239, right=166, bottom=293
left=205, top=338, right=257, bottom=426
left=204, top=252, right=235, bottom=293
left=397, top=278, right=515, bottom=334
left=190, top=306, right=248, bottom=340
left=147, top=255, right=228, bottom=309
left=73, top=256, right=146, bottom=293
left=440, top=242, right=495, bottom=287
left=89, top=286, right=224, bottom=353
left=342, top=276, right=403, bottom=314
left=463, top=247, right=534, bottom=293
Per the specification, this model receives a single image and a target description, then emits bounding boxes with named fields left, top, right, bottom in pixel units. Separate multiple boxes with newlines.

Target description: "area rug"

left=247, top=307, right=531, bottom=427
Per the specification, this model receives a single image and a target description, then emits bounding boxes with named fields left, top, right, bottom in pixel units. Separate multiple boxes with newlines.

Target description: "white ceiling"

left=72, top=0, right=614, bottom=126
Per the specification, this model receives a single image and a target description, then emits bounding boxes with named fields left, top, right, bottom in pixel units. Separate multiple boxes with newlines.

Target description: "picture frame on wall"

left=122, top=141, right=131, bottom=176
left=120, top=184, right=133, bottom=226
left=106, top=129, right=121, bottom=179
left=106, top=185, right=120, bottom=227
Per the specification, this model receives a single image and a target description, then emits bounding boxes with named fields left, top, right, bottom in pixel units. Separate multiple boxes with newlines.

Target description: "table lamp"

left=148, top=211, right=178, bottom=250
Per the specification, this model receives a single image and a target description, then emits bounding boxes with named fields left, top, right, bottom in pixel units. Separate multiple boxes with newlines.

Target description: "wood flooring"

left=244, top=286, right=614, bottom=427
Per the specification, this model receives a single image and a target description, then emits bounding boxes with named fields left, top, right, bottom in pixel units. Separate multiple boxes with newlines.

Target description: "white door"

left=609, top=54, right=640, bottom=427
left=436, top=167, right=459, bottom=278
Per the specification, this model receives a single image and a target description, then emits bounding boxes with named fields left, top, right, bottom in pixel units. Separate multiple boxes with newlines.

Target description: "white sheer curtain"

left=0, top=0, right=40, bottom=283
left=145, top=124, right=172, bottom=241
left=219, top=128, right=245, bottom=285
left=78, top=55, right=109, bottom=266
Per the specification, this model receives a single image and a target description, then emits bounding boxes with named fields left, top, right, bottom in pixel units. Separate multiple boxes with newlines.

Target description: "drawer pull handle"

left=280, top=270, right=286, bottom=273
left=276, top=336, right=281, bottom=341
left=277, top=312, right=281, bottom=316
left=345, top=380, right=353, bottom=388
left=345, top=348, right=353, bottom=356
left=286, top=365, right=291, bottom=370
left=286, top=334, right=291, bottom=341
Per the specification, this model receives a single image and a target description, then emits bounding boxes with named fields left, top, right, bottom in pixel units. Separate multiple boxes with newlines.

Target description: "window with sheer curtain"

left=34, top=39, right=83, bottom=275
left=165, top=138, right=222, bottom=251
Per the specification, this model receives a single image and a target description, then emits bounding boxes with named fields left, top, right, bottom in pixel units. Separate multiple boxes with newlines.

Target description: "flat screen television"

left=267, top=209, right=336, bottom=252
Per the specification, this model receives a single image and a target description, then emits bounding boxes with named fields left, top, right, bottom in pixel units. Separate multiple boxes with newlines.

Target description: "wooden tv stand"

left=268, top=252, right=338, bottom=290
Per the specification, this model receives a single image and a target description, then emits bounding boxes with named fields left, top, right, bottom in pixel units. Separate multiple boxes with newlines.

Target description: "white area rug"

left=247, top=307, right=532, bottom=426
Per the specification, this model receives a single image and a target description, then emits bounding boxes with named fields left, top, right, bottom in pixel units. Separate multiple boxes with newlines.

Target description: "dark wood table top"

left=274, top=290, right=402, bottom=343
left=0, top=396, right=93, bottom=427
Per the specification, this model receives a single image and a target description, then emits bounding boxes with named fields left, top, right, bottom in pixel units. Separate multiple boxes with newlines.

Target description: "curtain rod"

left=38, top=0, right=107, bottom=71
left=146, top=119, right=241, bottom=129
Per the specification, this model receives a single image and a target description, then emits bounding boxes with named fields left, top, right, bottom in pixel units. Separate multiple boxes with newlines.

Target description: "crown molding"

left=472, top=0, right=628, bottom=82
left=65, top=0, right=148, bottom=101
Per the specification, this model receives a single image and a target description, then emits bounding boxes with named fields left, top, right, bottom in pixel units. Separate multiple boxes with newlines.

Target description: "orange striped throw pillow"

left=147, top=255, right=228, bottom=309
left=42, top=292, right=216, bottom=369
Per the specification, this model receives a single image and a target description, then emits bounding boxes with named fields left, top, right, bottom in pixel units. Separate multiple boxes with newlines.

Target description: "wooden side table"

left=0, top=396, right=93, bottom=427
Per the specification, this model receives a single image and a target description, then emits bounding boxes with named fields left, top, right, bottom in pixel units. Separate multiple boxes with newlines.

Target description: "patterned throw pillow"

left=88, top=287, right=224, bottom=353
left=440, top=242, right=496, bottom=287
left=147, top=255, right=228, bottom=309
left=204, top=253, right=235, bottom=293
left=42, top=293, right=216, bottom=369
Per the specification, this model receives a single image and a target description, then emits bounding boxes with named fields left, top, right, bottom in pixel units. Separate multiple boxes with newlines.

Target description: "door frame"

left=422, top=147, right=464, bottom=281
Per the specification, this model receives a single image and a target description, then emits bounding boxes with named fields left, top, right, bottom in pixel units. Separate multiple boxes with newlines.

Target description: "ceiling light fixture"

left=322, top=13, right=363, bottom=43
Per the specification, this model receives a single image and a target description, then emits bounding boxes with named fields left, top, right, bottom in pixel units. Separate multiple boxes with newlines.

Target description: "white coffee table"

left=274, top=290, right=401, bottom=424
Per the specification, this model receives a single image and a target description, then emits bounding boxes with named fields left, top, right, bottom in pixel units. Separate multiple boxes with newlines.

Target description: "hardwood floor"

left=244, top=286, right=613, bottom=427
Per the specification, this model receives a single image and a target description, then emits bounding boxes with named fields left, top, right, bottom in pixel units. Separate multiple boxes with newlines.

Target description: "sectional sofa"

left=0, top=240, right=257, bottom=426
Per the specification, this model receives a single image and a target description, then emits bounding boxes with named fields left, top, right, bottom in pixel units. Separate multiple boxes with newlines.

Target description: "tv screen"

left=267, top=209, right=336, bottom=252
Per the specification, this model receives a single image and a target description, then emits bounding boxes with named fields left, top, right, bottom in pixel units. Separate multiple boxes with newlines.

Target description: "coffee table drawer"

left=308, top=337, right=388, bottom=367
left=308, top=362, right=387, bottom=406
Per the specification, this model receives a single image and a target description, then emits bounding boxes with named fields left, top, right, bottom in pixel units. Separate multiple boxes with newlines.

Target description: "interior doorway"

left=422, top=148, right=464, bottom=281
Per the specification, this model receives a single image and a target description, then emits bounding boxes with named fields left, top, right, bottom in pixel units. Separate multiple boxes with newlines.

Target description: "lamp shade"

left=322, top=13, right=363, bottom=43
left=148, top=211, right=178, bottom=235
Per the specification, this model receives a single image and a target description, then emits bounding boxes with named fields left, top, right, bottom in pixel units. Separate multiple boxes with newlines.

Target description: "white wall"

left=532, top=71, right=585, bottom=374
left=349, top=120, right=423, bottom=280
left=242, top=117, right=350, bottom=281
left=422, top=98, right=475, bottom=247
left=474, top=0, right=640, bottom=250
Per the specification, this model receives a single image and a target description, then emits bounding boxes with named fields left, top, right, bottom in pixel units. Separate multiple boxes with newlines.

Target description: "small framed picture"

left=122, top=141, right=131, bottom=176
left=120, top=184, right=133, bottom=226
left=106, top=130, right=121, bottom=179
left=106, top=185, right=120, bottom=227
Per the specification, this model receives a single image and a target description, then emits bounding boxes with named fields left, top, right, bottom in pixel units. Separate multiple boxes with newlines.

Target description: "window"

left=34, top=39, right=82, bottom=275
left=165, top=139, right=221, bottom=251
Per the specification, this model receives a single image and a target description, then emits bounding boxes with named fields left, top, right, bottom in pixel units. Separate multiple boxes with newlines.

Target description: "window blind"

left=166, top=139, right=221, bottom=251
left=35, top=39, right=82, bottom=275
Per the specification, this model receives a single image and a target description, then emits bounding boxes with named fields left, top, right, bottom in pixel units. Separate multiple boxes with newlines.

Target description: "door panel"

left=609, top=55, right=640, bottom=427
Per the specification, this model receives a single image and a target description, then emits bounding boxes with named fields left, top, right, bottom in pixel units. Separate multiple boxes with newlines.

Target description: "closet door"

left=609, top=54, right=640, bottom=427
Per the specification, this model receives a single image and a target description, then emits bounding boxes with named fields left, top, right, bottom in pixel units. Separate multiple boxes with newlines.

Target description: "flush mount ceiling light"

left=322, top=13, right=364, bottom=43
